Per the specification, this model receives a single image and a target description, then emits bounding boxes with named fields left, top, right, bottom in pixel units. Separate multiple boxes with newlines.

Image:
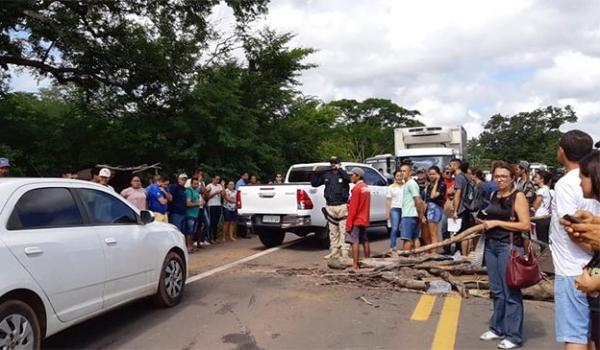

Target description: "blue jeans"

left=169, top=213, right=186, bottom=233
left=208, top=206, right=222, bottom=241
left=184, top=216, right=197, bottom=236
left=485, top=239, right=524, bottom=345
left=389, top=208, right=402, bottom=249
left=197, top=207, right=210, bottom=242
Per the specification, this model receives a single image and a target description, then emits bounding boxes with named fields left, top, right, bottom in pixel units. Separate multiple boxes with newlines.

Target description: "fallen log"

left=328, top=255, right=455, bottom=271
left=396, top=224, right=484, bottom=256
left=380, top=274, right=429, bottom=291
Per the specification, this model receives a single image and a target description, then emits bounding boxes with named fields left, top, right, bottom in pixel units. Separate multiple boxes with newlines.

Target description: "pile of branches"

left=325, top=224, right=554, bottom=301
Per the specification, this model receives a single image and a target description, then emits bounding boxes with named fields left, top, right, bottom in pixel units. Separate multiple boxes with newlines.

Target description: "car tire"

left=257, top=229, right=285, bottom=248
left=152, top=251, right=186, bottom=307
left=0, top=299, right=41, bottom=350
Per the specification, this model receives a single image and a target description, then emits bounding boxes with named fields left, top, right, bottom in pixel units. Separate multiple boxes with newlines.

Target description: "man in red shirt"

left=345, top=168, right=371, bottom=270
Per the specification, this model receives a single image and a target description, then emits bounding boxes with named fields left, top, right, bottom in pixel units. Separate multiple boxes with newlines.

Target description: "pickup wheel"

left=257, top=229, right=285, bottom=248
left=315, top=227, right=331, bottom=249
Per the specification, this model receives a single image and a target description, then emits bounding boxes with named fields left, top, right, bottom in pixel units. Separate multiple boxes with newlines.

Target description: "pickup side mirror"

left=140, top=210, right=155, bottom=225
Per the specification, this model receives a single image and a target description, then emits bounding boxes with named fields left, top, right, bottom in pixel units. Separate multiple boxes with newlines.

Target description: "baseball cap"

left=178, top=173, right=188, bottom=179
left=99, top=168, right=111, bottom=177
left=349, top=167, right=365, bottom=177
left=0, top=158, right=10, bottom=168
left=329, top=156, right=340, bottom=164
left=518, top=160, right=530, bottom=170
left=416, top=168, right=426, bottom=174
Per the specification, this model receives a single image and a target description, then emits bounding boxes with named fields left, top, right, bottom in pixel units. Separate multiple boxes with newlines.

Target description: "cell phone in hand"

left=562, top=214, right=582, bottom=224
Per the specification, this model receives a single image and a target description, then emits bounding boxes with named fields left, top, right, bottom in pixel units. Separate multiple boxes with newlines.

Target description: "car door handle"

left=104, top=237, right=117, bottom=246
left=24, top=247, right=43, bottom=256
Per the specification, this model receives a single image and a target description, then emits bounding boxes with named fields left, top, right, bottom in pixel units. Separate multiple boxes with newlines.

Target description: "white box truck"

left=394, top=126, right=467, bottom=170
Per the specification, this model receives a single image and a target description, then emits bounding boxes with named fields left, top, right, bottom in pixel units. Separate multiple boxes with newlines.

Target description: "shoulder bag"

left=506, top=192, right=543, bottom=289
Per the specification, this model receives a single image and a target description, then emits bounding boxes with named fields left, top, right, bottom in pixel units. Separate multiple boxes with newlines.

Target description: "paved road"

left=44, top=230, right=559, bottom=350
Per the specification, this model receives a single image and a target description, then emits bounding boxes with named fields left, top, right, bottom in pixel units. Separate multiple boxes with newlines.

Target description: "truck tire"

left=257, top=229, right=285, bottom=248
left=315, top=227, right=331, bottom=249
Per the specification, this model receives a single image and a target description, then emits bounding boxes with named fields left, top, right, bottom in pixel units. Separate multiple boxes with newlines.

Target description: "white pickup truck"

left=237, top=162, right=391, bottom=248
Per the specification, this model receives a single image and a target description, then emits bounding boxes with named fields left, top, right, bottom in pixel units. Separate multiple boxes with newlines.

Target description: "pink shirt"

left=121, top=187, right=147, bottom=210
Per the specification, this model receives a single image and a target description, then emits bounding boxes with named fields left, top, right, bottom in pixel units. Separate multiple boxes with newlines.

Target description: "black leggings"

left=535, top=217, right=550, bottom=244
left=208, top=206, right=222, bottom=241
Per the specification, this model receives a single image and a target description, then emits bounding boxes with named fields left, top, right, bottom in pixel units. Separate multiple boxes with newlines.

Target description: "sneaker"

left=497, top=339, right=520, bottom=349
left=480, top=331, right=502, bottom=341
left=203, top=241, right=211, bottom=246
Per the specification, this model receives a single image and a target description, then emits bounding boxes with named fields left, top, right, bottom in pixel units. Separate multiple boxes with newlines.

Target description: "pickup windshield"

left=287, top=166, right=331, bottom=183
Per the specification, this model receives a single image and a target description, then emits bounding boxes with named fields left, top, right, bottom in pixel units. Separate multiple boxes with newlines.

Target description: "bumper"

left=238, top=214, right=317, bottom=233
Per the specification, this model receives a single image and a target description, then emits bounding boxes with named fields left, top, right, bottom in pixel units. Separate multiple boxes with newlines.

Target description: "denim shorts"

left=400, top=217, right=419, bottom=240
left=426, top=202, right=443, bottom=223
left=554, top=275, right=590, bottom=344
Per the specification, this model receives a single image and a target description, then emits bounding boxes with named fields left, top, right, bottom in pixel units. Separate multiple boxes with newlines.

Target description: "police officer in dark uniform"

left=311, top=156, right=351, bottom=259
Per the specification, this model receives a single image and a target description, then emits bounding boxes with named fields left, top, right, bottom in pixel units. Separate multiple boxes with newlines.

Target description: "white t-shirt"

left=205, top=183, right=223, bottom=207
left=534, top=185, right=552, bottom=217
left=549, top=168, right=600, bottom=276
left=386, top=183, right=404, bottom=208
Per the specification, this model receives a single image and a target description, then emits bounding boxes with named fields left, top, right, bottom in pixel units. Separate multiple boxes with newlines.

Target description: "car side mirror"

left=387, top=178, right=394, bottom=185
left=140, top=210, right=155, bottom=225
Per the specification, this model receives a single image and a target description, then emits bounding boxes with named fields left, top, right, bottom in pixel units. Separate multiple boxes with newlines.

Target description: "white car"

left=0, top=178, right=188, bottom=349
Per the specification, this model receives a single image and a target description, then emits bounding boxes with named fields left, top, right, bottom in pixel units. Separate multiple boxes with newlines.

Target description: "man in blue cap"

left=0, top=158, right=10, bottom=177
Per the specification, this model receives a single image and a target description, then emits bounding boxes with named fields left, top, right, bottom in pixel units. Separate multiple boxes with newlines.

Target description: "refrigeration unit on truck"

left=394, top=125, right=467, bottom=170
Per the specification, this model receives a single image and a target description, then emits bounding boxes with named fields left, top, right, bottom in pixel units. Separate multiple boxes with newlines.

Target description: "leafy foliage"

left=0, top=0, right=268, bottom=111
left=468, top=105, right=578, bottom=168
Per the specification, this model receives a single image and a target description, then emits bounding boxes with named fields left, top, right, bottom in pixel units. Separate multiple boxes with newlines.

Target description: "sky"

left=9, top=0, right=600, bottom=143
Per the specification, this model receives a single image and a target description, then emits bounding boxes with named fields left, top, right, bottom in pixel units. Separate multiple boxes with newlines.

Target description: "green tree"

left=324, top=98, right=422, bottom=161
left=468, top=105, right=578, bottom=167
left=0, top=0, right=268, bottom=111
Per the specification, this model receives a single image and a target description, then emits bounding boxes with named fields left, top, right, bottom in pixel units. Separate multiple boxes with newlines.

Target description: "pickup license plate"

left=262, top=215, right=280, bottom=224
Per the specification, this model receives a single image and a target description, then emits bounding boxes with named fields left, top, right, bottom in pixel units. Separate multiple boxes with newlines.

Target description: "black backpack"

left=460, top=174, right=481, bottom=212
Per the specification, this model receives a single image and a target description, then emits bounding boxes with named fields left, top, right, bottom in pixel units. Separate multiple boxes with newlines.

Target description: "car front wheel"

left=0, top=300, right=41, bottom=350
left=153, top=251, right=186, bottom=307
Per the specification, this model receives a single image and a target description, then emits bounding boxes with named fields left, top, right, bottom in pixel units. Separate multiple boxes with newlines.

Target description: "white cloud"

left=254, top=0, right=600, bottom=144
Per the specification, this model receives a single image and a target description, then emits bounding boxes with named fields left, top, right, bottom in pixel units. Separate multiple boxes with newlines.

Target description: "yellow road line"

left=431, top=295, right=462, bottom=350
left=411, top=295, right=437, bottom=321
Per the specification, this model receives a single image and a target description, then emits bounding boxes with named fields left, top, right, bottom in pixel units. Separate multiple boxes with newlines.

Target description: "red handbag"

left=506, top=232, right=543, bottom=289
left=505, top=193, right=543, bottom=289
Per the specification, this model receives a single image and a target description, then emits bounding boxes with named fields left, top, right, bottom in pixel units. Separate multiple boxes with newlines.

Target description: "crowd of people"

left=2, top=130, right=600, bottom=349
left=83, top=169, right=270, bottom=254
left=315, top=130, right=600, bottom=349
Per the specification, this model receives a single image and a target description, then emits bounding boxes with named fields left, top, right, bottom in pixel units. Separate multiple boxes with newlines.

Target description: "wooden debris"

left=321, top=222, right=555, bottom=302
